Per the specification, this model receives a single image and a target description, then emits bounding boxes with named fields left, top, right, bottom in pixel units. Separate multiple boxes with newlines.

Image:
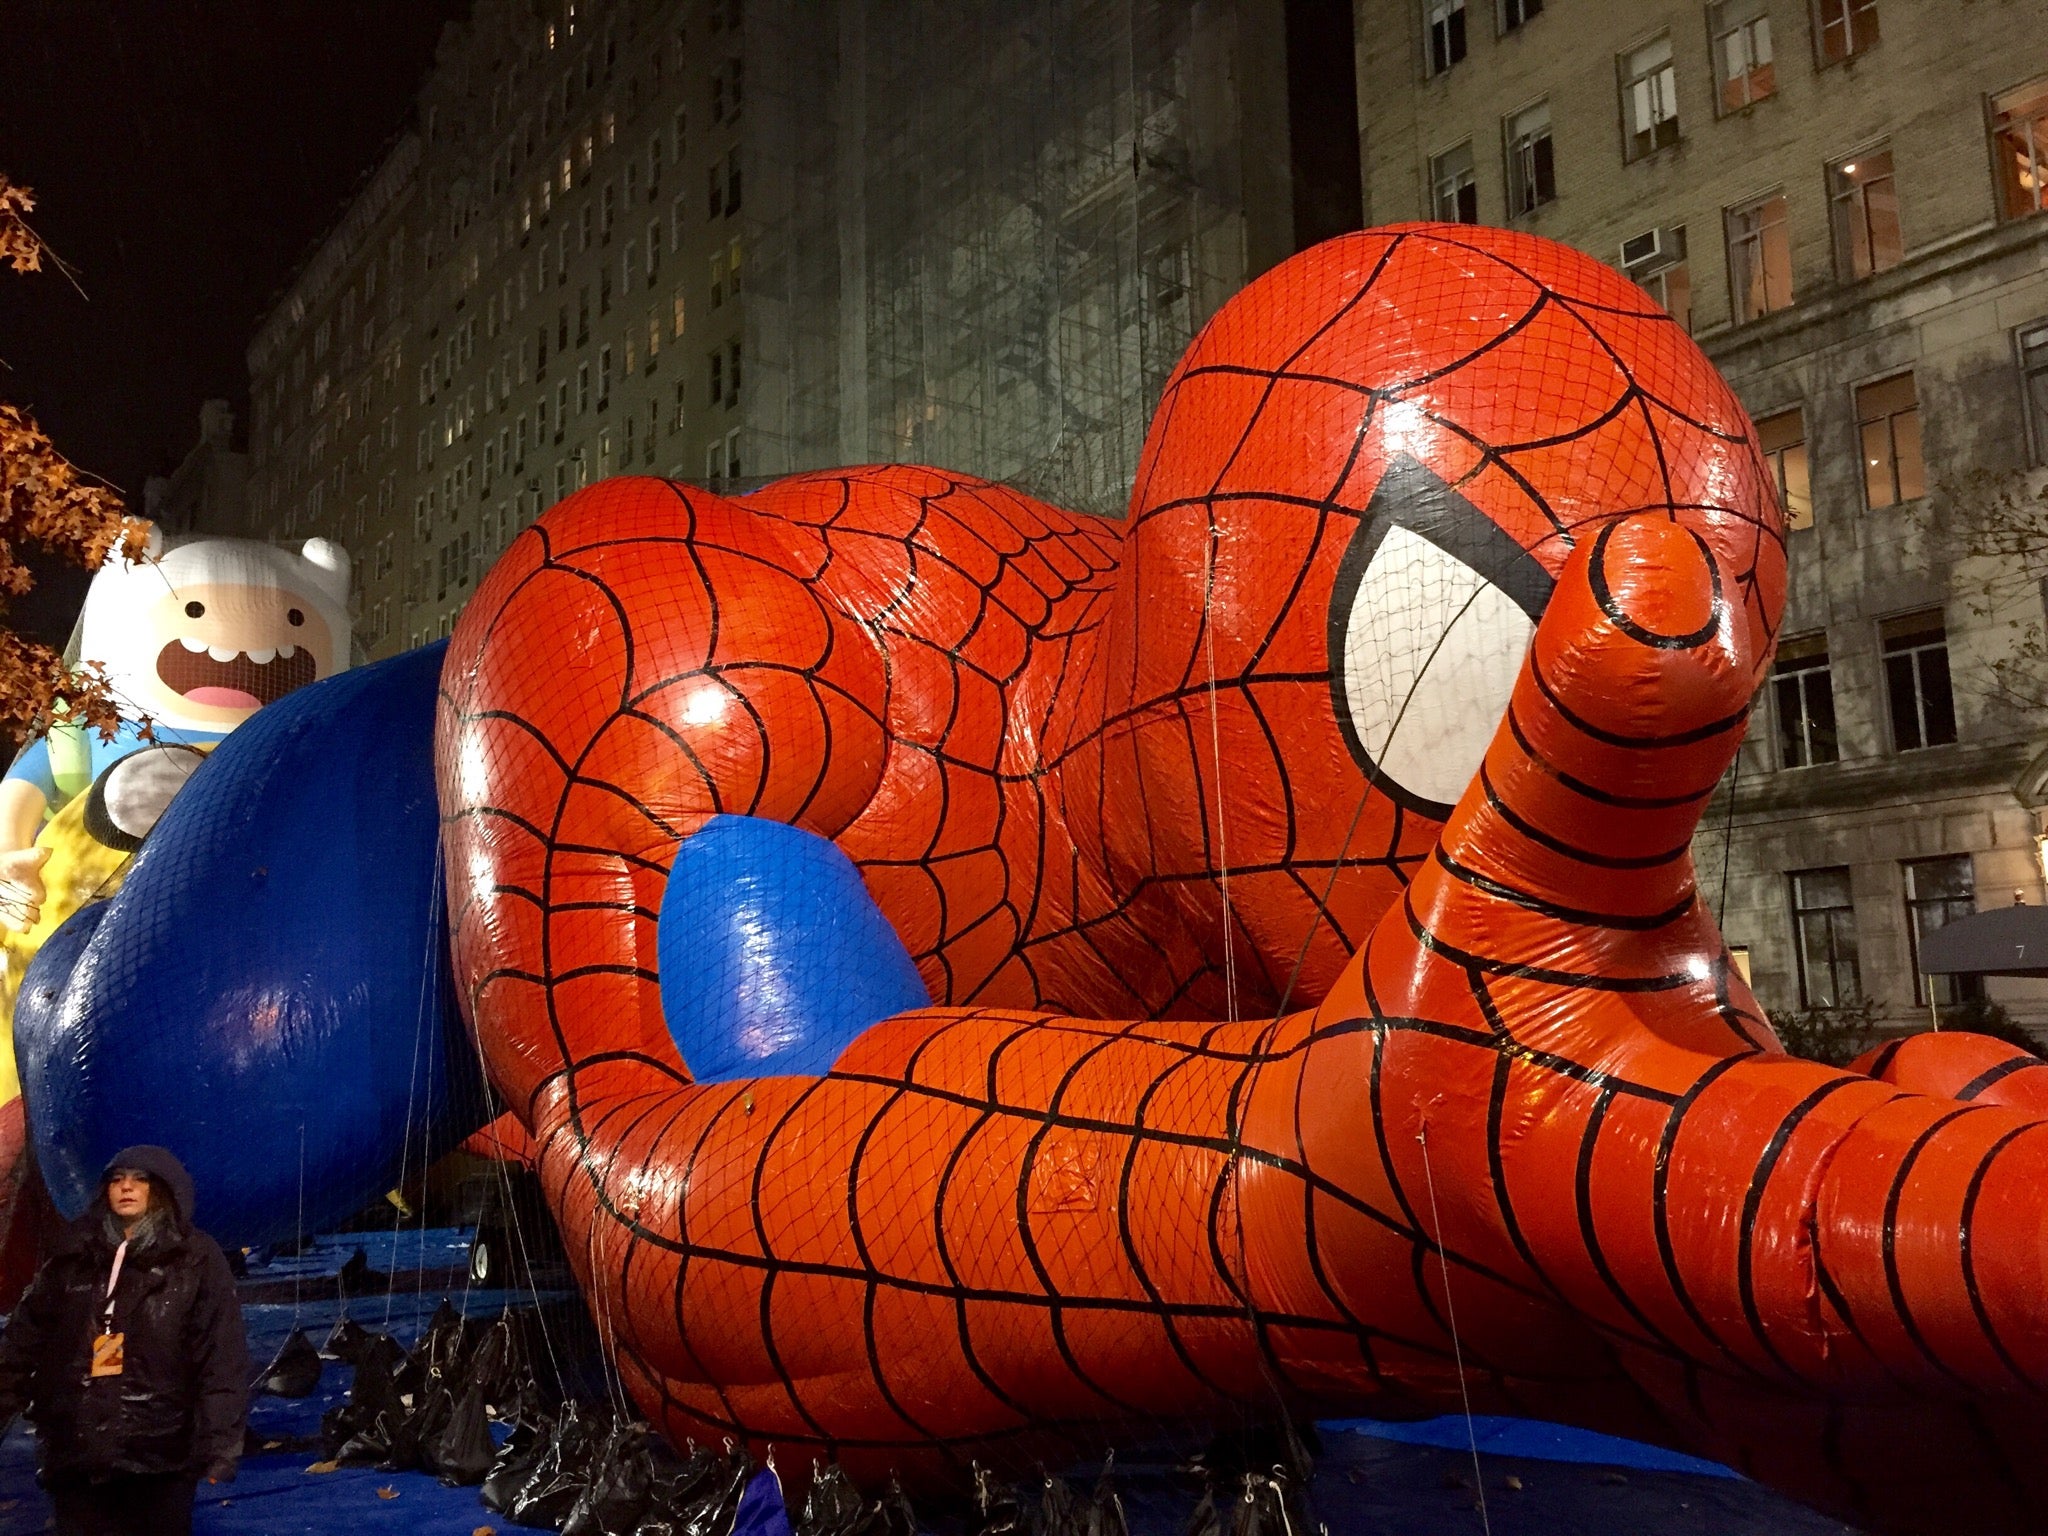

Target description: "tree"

left=1924, top=466, right=2048, bottom=723
left=0, top=176, right=145, bottom=746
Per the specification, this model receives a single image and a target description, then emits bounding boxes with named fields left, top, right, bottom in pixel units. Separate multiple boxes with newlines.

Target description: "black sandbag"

left=973, top=1465, right=1025, bottom=1536
left=257, top=1326, right=324, bottom=1398
left=335, top=1415, right=395, bottom=1467
left=1030, top=1474, right=1085, bottom=1536
left=323, top=1314, right=370, bottom=1362
left=483, top=1416, right=551, bottom=1514
left=509, top=1402, right=602, bottom=1529
left=850, top=1476, right=916, bottom=1536
left=431, top=1381, right=498, bottom=1486
left=796, top=1462, right=863, bottom=1536
left=564, top=1419, right=655, bottom=1536
left=336, top=1247, right=390, bottom=1296
left=1084, top=1457, right=1128, bottom=1536
left=674, top=1444, right=754, bottom=1536
left=349, top=1332, right=411, bottom=1423
left=320, top=1400, right=369, bottom=1459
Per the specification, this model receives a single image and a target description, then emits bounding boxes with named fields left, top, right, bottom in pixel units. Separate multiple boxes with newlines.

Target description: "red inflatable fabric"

left=438, top=225, right=2048, bottom=1534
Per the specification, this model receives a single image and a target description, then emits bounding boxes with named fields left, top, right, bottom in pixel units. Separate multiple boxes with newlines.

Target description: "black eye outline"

left=184, top=600, right=205, bottom=618
left=287, top=608, right=305, bottom=626
left=1324, top=454, right=1556, bottom=822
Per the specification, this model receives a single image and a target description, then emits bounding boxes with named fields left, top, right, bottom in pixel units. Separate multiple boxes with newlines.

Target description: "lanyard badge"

left=88, top=1239, right=127, bottom=1380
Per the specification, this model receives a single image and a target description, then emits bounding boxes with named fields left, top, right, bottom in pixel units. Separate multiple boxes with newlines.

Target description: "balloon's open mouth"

left=154, top=638, right=315, bottom=709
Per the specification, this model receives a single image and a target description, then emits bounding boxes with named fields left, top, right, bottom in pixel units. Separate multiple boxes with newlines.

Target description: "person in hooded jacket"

left=0, top=1145, right=249, bottom=1536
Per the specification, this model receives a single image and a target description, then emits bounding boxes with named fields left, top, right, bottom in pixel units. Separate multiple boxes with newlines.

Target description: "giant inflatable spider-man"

left=24, top=224, right=2048, bottom=1533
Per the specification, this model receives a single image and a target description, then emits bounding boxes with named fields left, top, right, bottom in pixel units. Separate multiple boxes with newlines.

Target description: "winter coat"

left=0, top=1144, right=249, bottom=1481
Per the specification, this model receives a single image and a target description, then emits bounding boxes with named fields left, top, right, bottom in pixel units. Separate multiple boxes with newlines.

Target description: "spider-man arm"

left=1264, top=513, right=2048, bottom=1517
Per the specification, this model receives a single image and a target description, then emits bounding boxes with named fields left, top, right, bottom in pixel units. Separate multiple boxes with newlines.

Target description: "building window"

left=1430, top=142, right=1477, bottom=222
left=1813, top=0, right=1878, bottom=66
left=1711, top=0, right=1775, bottom=115
left=710, top=348, right=724, bottom=407
left=727, top=341, right=742, bottom=409
left=1499, top=0, right=1541, bottom=31
left=1620, top=35, right=1679, bottom=160
left=1992, top=76, right=2048, bottom=220
left=1791, top=867, right=1860, bottom=1008
left=1772, top=632, right=1838, bottom=768
left=598, top=345, right=612, bottom=409
left=2019, top=322, right=2048, bottom=462
left=1427, top=0, right=1466, bottom=74
left=726, top=427, right=742, bottom=479
left=1856, top=372, right=1923, bottom=509
left=725, top=148, right=743, bottom=216
left=1504, top=101, right=1555, bottom=216
left=1726, top=192, right=1792, bottom=320
left=1904, top=855, right=1982, bottom=1009
left=1881, top=611, right=1957, bottom=751
left=1756, top=407, right=1812, bottom=531
left=710, top=251, right=726, bottom=309
left=1829, top=146, right=1901, bottom=279
left=1620, top=225, right=1690, bottom=332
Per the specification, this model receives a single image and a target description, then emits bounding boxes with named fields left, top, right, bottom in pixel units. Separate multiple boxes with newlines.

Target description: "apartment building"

left=1356, top=0, right=2048, bottom=1026
left=243, top=0, right=1356, bottom=659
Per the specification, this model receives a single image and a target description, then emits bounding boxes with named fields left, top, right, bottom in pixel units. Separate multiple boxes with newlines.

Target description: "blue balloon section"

left=657, top=815, right=931, bottom=1082
left=14, top=641, right=480, bottom=1245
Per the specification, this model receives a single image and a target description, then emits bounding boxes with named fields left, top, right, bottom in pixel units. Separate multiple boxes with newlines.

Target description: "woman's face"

left=106, top=1169, right=151, bottom=1221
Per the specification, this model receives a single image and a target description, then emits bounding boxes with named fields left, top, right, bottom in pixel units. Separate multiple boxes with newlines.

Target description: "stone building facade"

left=142, top=400, right=248, bottom=538
left=1354, top=0, right=2048, bottom=1027
left=244, top=0, right=1355, bottom=659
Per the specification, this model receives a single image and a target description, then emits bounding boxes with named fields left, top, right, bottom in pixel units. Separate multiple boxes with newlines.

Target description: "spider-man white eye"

left=1327, top=457, right=1554, bottom=821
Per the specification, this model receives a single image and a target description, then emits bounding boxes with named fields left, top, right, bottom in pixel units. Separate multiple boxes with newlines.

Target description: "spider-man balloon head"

left=1106, top=224, right=1785, bottom=1003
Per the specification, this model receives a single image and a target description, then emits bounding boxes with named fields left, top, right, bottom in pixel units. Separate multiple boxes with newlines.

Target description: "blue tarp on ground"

left=0, top=1229, right=1863, bottom=1535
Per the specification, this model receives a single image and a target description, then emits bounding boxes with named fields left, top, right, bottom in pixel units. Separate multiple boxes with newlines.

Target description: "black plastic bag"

left=430, top=1381, right=498, bottom=1486
left=334, top=1413, right=395, bottom=1467
left=851, top=1476, right=916, bottom=1536
left=564, top=1419, right=654, bottom=1535
left=674, top=1444, right=754, bottom=1536
left=336, top=1247, right=389, bottom=1296
left=319, top=1401, right=369, bottom=1460
left=483, top=1416, right=551, bottom=1514
left=257, top=1327, right=324, bottom=1398
left=973, top=1465, right=1024, bottom=1536
left=1084, top=1457, right=1128, bottom=1536
left=796, top=1462, right=863, bottom=1536
left=1030, top=1473, right=1084, bottom=1536
left=509, top=1402, right=601, bottom=1530
left=323, top=1314, right=370, bottom=1362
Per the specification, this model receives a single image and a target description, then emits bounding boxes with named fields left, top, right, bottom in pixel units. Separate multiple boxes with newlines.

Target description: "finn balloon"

left=437, top=224, right=2048, bottom=1536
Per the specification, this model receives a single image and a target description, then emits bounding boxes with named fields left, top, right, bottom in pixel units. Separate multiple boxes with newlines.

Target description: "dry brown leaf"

left=304, top=1459, right=339, bottom=1474
left=376, top=1485, right=399, bottom=1499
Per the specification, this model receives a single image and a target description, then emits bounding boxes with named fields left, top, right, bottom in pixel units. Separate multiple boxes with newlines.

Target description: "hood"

left=99, top=1144, right=197, bottom=1232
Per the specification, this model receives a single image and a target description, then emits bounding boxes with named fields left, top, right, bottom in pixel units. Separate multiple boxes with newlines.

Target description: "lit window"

left=1756, top=408, right=1812, bottom=530
left=1427, top=0, right=1466, bottom=74
left=1856, top=372, right=1923, bottom=508
left=1504, top=101, right=1554, bottom=215
left=1725, top=192, right=1792, bottom=320
left=1430, top=142, right=1477, bottom=223
left=1772, top=633, right=1837, bottom=768
left=1881, top=611, right=1956, bottom=751
left=1829, top=147, right=1901, bottom=279
left=1620, top=35, right=1679, bottom=160
left=1813, top=0, right=1878, bottom=66
left=1790, top=867, right=1860, bottom=1008
left=1991, top=76, right=2048, bottom=220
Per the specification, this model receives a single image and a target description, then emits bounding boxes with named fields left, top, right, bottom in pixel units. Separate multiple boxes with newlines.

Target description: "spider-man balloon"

left=439, top=225, right=2048, bottom=1534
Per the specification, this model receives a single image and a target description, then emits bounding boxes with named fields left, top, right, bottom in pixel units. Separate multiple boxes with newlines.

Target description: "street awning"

left=1918, top=904, right=2048, bottom=977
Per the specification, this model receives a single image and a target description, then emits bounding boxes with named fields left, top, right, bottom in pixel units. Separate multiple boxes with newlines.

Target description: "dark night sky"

left=0, top=1, right=468, bottom=641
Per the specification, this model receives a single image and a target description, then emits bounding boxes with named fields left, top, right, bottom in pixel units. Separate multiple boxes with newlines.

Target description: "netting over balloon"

left=433, top=226, right=2048, bottom=1535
